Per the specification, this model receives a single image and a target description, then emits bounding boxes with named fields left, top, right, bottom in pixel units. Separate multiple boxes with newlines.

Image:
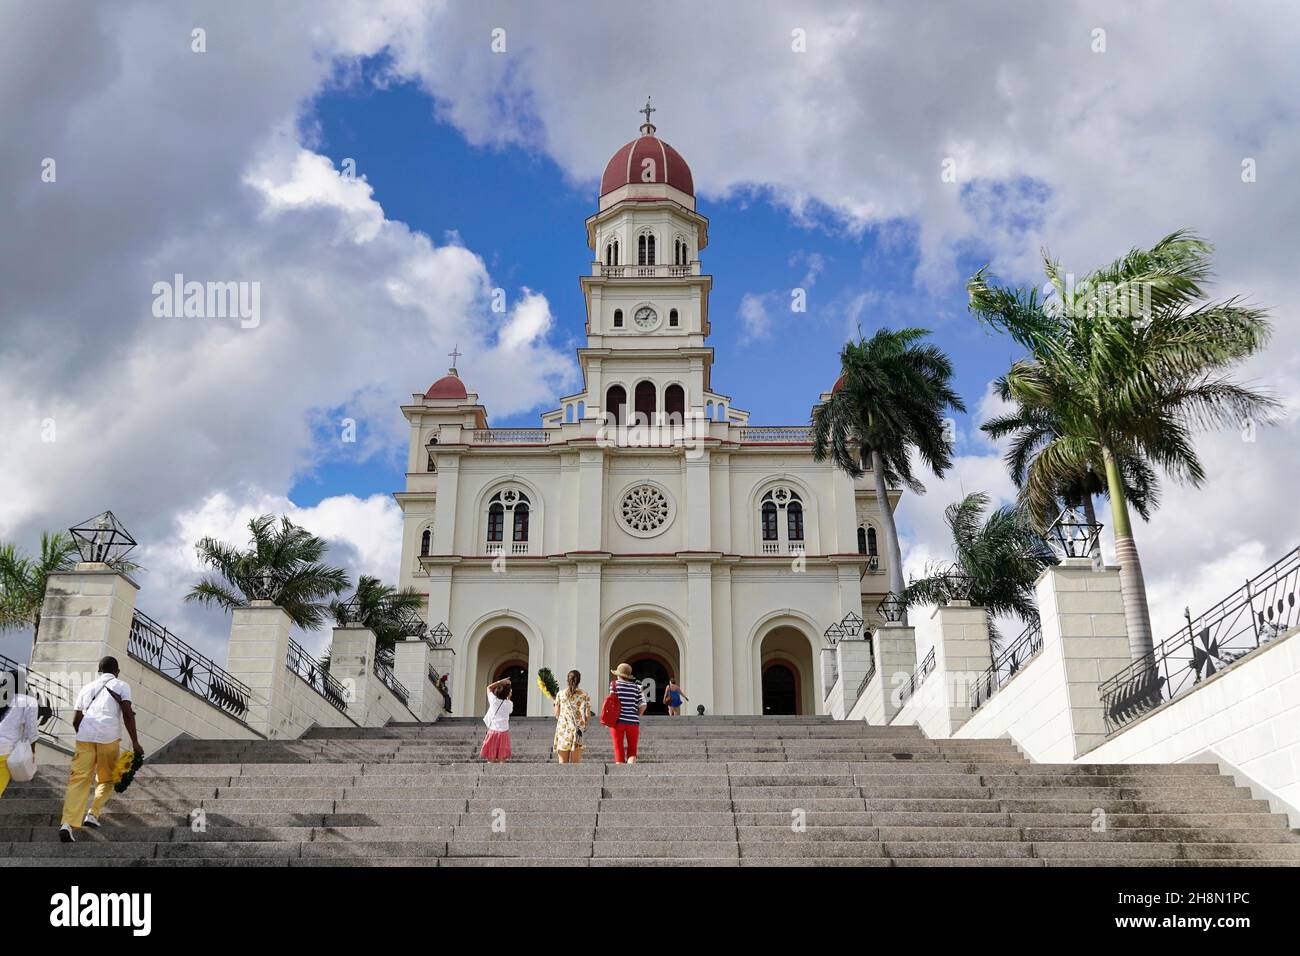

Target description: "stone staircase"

left=3, top=716, right=1298, bottom=866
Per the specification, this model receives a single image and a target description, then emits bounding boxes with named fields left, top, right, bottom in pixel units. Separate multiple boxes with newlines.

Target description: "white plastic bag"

left=7, top=741, right=37, bottom=782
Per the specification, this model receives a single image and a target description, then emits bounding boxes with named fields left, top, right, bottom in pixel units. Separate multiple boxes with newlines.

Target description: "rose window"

left=619, top=483, right=672, bottom=536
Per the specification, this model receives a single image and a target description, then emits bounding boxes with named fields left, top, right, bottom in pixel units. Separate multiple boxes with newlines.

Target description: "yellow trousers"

left=0, top=754, right=9, bottom=799
left=61, top=739, right=120, bottom=827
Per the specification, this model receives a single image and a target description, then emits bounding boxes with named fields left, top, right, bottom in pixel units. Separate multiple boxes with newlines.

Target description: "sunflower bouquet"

left=112, top=750, right=144, bottom=794
left=536, top=667, right=559, bottom=701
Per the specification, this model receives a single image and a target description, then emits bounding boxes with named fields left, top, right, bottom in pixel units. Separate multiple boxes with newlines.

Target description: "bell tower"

left=578, top=102, right=715, bottom=426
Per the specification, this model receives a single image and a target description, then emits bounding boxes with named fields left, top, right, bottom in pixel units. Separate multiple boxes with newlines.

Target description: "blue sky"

left=292, top=68, right=1019, bottom=508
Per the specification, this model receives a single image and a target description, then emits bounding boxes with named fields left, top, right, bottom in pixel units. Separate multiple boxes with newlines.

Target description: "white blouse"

left=0, top=694, right=40, bottom=753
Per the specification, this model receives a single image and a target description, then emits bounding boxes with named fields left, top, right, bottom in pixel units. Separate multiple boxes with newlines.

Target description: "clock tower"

left=572, top=101, right=719, bottom=428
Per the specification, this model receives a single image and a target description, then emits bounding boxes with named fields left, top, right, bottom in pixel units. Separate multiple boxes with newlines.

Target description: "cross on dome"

left=448, top=344, right=462, bottom=370
left=639, top=97, right=657, bottom=135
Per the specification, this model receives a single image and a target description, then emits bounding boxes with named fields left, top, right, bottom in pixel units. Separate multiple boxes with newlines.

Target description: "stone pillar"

left=432, top=452, right=462, bottom=552
left=574, top=558, right=605, bottom=700
left=225, top=601, right=294, bottom=738
left=931, top=601, right=995, bottom=734
left=684, top=455, right=711, bottom=551
left=685, top=561, right=715, bottom=714
left=328, top=625, right=378, bottom=725
left=876, top=623, right=918, bottom=724
left=30, top=564, right=140, bottom=751
left=712, top=564, right=735, bottom=714
left=833, top=636, right=875, bottom=720
left=393, top=638, right=444, bottom=722
left=1036, top=557, right=1132, bottom=757
left=577, top=449, right=605, bottom=550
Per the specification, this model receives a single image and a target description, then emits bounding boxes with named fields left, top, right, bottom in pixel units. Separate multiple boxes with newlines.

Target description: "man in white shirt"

left=0, top=669, right=40, bottom=798
left=59, top=656, right=144, bottom=842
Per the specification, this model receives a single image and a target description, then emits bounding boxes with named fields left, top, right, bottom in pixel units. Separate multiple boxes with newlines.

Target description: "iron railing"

left=128, top=610, right=251, bottom=720
left=970, top=620, right=1044, bottom=712
left=855, top=654, right=878, bottom=703
left=1099, top=546, right=1300, bottom=734
left=285, top=638, right=349, bottom=714
left=374, top=658, right=410, bottom=706
left=897, top=647, right=936, bottom=706
left=822, top=648, right=839, bottom=699
left=0, top=654, right=73, bottom=741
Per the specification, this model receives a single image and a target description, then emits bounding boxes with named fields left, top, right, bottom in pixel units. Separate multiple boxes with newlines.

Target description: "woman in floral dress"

left=552, top=670, right=592, bottom=764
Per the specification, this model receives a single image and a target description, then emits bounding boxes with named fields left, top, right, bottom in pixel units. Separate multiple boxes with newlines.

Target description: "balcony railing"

left=128, top=609, right=251, bottom=721
left=594, top=262, right=700, bottom=278
left=286, top=638, right=350, bottom=714
left=738, top=426, right=813, bottom=443
left=761, top=540, right=806, bottom=555
left=0, top=653, right=73, bottom=741
left=374, top=659, right=410, bottom=706
left=969, top=620, right=1043, bottom=712
left=486, top=541, right=530, bottom=556
left=1099, top=546, right=1300, bottom=735
left=471, top=429, right=552, bottom=444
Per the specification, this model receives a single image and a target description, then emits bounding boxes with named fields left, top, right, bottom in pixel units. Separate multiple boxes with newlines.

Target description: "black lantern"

left=248, top=568, right=287, bottom=602
left=387, top=601, right=429, bottom=641
left=428, top=622, right=453, bottom=647
left=823, top=621, right=846, bottom=646
left=69, top=511, right=136, bottom=565
left=1046, top=508, right=1102, bottom=559
left=943, top=568, right=975, bottom=603
left=841, top=611, right=864, bottom=638
left=876, top=592, right=906, bottom=624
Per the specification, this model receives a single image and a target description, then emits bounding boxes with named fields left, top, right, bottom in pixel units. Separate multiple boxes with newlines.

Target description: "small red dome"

left=424, top=370, right=467, bottom=400
left=600, top=134, right=694, bottom=198
left=832, top=374, right=846, bottom=394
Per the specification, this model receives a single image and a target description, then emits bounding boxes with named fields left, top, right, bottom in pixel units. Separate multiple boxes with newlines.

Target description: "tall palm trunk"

left=1102, top=447, right=1154, bottom=660
left=869, top=447, right=908, bottom=626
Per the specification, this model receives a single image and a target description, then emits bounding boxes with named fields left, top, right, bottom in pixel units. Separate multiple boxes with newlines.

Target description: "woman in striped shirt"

left=608, top=662, right=647, bottom=763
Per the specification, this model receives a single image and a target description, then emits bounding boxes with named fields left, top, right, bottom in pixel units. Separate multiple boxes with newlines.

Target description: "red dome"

left=832, top=374, right=845, bottom=394
left=600, top=134, right=694, bottom=198
left=424, top=370, right=467, bottom=400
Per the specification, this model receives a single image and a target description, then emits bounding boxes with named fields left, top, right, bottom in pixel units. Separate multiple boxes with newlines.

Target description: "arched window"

left=761, top=501, right=779, bottom=541
left=605, top=385, right=627, bottom=426
left=487, top=503, right=505, bottom=543
left=638, top=233, right=656, bottom=265
left=664, top=384, right=685, bottom=424
left=867, top=526, right=878, bottom=556
left=857, top=526, right=867, bottom=554
left=576, top=401, right=585, bottom=421
left=634, top=381, right=656, bottom=425
left=513, top=502, right=529, bottom=542
left=674, top=237, right=688, bottom=265
left=420, top=529, right=431, bottom=556
left=787, top=501, right=804, bottom=542
left=613, top=308, right=624, bottom=328
left=669, top=308, right=679, bottom=328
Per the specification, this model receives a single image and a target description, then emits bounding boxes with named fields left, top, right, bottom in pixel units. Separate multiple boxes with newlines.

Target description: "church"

left=395, top=109, right=895, bottom=717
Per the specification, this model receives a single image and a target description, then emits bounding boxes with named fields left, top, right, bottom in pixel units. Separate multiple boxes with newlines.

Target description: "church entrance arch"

left=473, top=626, right=531, bottom=717
left=606, top=620, right=682, bottom=716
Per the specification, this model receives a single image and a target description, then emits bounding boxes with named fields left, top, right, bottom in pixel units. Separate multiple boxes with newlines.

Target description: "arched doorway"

left=473, top=626, right=530, bottom=717
left=762, top=663, right=798, bottom=715
left=758, top=625, right=815, bottom=716
left=607, top=621, right=681, bottom=717
left=493, top=660, right=529, bottom=717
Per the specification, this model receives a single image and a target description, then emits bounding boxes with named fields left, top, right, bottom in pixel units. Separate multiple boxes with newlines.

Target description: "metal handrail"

left=128, top=610, right=251, bottom=720
left=1099, top=546, right=1300, bottom=734
left=898, top=647, right=936, bottom=706
left=970, top=620, right=1044, bottom=712
left=374, top=658, right=410, bottom=706
left=0, top=654, right=73, bottom=741
left=285, top=638, right=349, bottom=714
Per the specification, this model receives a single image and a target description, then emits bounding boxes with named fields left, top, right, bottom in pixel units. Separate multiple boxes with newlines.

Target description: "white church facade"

left=395, top=113, right=897, bottom=717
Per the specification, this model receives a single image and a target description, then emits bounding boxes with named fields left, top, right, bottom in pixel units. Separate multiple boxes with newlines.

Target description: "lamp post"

left=840, top=611, right=864, bottom=639
left=876, top=592, right=906, bottom=624
left=1046, top=507, right=1103, bottom=560
left=69, top=511, right=137, bottom=565
left=823, top=621, right=846, bottom=646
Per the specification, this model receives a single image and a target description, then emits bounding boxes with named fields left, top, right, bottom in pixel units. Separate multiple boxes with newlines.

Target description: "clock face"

left=634, top=306, right=658, bottom=329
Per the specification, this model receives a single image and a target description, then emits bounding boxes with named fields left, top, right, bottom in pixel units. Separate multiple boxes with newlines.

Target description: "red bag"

left=600, top=680, right=621, bottom=727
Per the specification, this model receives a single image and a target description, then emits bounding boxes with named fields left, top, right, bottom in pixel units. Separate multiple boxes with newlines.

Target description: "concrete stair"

left=4, top=716, right=1298, bottom=866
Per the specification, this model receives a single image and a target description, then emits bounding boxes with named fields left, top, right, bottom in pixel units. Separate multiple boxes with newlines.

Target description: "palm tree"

left=0, top=532, right=78, bottom=643
left=186, top=515, right=349, bottom=629
left=981, top=373, right=1161, bottom=556
left=812, top=328, right=966, bottom=624
left=329, top=575, right=424, bottom=667
left=968, top=231, right=1278, bottom=658
left=900, top=492, right=1056, bottom=659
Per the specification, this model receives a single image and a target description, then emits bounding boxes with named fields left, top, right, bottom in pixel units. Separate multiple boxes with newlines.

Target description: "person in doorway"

left=552, top=670, right=591, bottom=764
left=480, top=677, right=514, bottom=763
left=59, top=656, right=144, bottom=842
left=1, top=669, right=40, bottom=798
left=662, top=678, right=688, bottom=716
left=609, top=662, right=647, bottom=764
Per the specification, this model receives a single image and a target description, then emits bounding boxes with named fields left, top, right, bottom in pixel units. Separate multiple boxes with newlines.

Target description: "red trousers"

left=611, top=723, right=640, bottom=762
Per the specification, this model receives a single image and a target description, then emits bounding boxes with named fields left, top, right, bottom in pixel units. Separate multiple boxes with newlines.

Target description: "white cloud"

left=738, top=292, right=777, bottom=344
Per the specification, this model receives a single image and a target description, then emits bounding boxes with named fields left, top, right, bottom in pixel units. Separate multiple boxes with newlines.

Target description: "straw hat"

left=611, top=662, right=634, bottom=680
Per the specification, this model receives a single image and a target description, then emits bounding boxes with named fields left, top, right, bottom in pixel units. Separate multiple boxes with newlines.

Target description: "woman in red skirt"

left=480, top=677, right=514, bottom=762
